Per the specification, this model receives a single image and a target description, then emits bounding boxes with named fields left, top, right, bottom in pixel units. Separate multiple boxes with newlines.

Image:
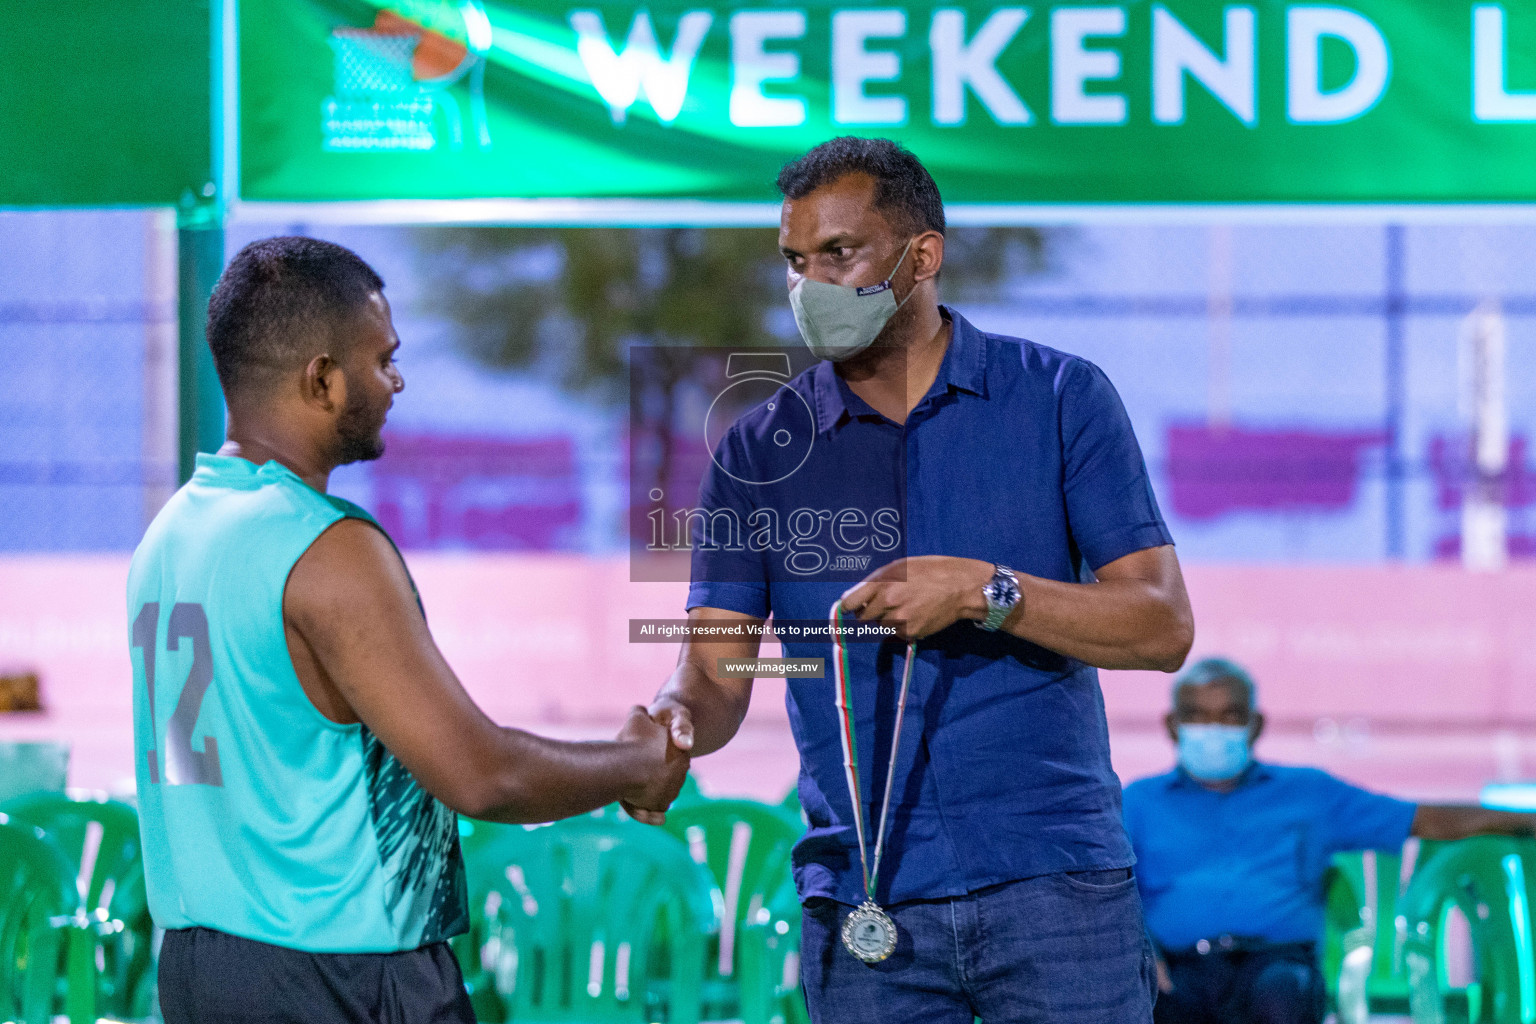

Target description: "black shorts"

left=159, top=927, right=475, bottom=1024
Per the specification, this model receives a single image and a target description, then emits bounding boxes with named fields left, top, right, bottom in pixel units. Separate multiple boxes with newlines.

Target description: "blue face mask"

left=1177, top=724, right=1252, bottom=782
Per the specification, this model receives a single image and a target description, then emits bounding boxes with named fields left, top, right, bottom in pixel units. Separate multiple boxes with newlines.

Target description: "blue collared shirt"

left=687, top=307, right=1173, bottom=905
left=1123, top=763, right=1418, bottom=950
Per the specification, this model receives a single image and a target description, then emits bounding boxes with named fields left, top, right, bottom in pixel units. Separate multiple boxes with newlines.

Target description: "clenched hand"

left=840, top=556, right=996, bottom=639
left=616, top=705, right=690, bottom=825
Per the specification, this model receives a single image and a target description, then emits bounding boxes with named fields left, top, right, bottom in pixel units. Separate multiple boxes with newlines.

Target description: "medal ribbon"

left=830, top=599, right=917, bottom=901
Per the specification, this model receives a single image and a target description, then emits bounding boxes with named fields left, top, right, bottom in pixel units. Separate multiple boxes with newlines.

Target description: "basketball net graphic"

left=322, top=2, right=493, bottom=153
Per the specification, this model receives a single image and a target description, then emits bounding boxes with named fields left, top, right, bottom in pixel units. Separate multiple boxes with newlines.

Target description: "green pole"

left=177, top=0, right=228, bottom=484
left=177, top=216, right=225, bottom=483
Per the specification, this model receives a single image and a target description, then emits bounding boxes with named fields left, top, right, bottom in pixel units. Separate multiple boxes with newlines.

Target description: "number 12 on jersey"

left=131, top=601, right=224, bottom=787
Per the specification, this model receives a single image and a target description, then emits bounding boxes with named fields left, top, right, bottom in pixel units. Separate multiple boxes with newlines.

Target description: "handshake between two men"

left=303, top=545, right=1182, bottom=830
left=612, top=703, right=692, bottom=825
left=610, top=555, right=997, bottom=825
left=612, top=551, right=1176, bottom=825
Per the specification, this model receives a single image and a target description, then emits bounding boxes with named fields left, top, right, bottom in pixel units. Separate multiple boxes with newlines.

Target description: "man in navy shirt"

left=1125, top=657, right=1536, bottom=1024
left=632, top=136, right=1195, bottom=1023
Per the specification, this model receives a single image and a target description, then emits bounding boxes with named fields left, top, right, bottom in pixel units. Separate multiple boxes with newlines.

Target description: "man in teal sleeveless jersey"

left=129, top=237, right=688, bottom=1022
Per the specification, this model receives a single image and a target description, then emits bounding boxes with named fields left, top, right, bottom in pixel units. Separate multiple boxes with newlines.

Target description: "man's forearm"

left=651, top=658, right=751, bottom=757
left=840, top=549, right=1191, bottom=670
left=1001, top=572, right=1193, bottom=672
left=462, top=729, right=649, bottom=824
left=1413, top=804, right=1536, bottom=841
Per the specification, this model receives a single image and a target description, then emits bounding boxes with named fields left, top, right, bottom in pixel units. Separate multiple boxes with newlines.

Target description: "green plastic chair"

left=456, top=815, right=548, bottom=1021
left=1326, top=847, right=1413, bottom=1020
left=1401, top=836, right=1536, bottom=1024
left=0, top=792, right=152, bottom=1019
left=738, top=875, right=809, bottom=1024
left=0, top=743, right=68, bottom=805
left=0, top=814, right=97, bottom=1024
left=474, top=817, right=720, bottom=1023
left=1323, top=854, right=1368, bottom=1014
left=674, top=774, right=708, bottom=808
left=662, top=799, right=805, bottom=1020
left=1324, top=838, right=1456, bottom=1022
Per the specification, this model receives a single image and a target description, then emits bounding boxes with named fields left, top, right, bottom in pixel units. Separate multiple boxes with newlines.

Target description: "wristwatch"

left=977, top=565, right=1021, bottom=632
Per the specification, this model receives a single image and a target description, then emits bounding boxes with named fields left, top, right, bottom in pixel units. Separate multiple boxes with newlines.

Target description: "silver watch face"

left=984, top=572, right=1020, bottom=608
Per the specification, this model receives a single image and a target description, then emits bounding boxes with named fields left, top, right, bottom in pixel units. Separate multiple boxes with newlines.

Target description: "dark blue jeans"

left=1153, top=944, right=1325, bottom=1024
left=800, top=869, right=1158, bottom=1024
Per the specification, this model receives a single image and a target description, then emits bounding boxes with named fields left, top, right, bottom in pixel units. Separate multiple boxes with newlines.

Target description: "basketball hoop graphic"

left=322, top=1, right=492, bottom=153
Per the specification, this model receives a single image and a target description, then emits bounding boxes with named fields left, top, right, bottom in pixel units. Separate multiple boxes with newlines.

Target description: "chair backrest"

left=1326, top=846, right=1416, bottom=1023
left=1323, top=854, right=1368, bottom=999
left=1401, top=836, right=1536, bottom=1024
left=737, top=875, right=808, bottom=1024
left=0, top=814, right=94, bottom=1024
left=674, top=774, right=708, bottom=808
left=0, top=793, right=145, bottom=918
left=0, top=793, right=151, bottom=1018
left=0, top=743, right=68, bottom=805
left=659, top=799, right=802, bottom=1019
left=663, top=800, right=801, bottom=930
left=1364, top=848, right=1406, bottom=984
left=479, top=817, right=719, bottom=1023
left=458, top=812, right=654, bottom=1020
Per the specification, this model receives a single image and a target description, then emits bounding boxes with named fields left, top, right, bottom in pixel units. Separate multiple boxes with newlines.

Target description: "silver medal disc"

left=842, top=901, right=898, bottom=963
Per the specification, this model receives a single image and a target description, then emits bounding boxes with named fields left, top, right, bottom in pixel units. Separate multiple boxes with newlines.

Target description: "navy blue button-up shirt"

left=1123, top=764, right=1417, bottom=949
left=687, top=307, right=1173, bottom=905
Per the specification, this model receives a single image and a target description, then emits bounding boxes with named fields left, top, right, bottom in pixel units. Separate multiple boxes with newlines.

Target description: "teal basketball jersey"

left=127, top=454, right=468, bottom=952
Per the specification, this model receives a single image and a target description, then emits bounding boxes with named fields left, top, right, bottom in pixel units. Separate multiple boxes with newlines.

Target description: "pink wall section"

left=1102, top=565, right=1536, bottom=727
left=2, top=557, right=1534, bottom=804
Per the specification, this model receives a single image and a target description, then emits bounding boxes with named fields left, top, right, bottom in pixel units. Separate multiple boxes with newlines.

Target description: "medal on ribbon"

left=830, top=599, right=917, bottom=964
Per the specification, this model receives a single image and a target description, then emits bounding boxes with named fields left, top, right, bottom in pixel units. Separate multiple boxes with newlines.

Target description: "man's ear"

left=1249, top=711, right=1265, bottom=745
left=303, top=353, right=342, bottom=412
left=1164, top=712, right=1180, bottom=745
left=911, top=230, right=945, bottom=284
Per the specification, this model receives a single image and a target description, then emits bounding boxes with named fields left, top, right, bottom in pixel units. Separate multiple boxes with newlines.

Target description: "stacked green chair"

left=468, top=816, right=720, bottom=1023
left=738, top=875, right=810, bottom=1024
left=1326, top=848, right=1413, bottom=1020
left=662, top=799, right=805, bottom=1021
left=457, top=808, right=701, bottom=1016
left=1323, top=853, right=1372, bottom=1020
left=673, top=774, right=708, bottom=809
left=1401, top=836, right=1536, bottom=1024
left=1324, top=839, right=1456, bottom=1022
left=456, top=816, right=542, bottom=1021
left=0, top=792, right=152, bottom=1019
left=0, top=742, right=68, bottom=805
left=0, top=814, right=97, bottom=1024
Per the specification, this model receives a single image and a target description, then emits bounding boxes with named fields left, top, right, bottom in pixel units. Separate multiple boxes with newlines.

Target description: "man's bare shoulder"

left=284, top=516, right=415, bottom=629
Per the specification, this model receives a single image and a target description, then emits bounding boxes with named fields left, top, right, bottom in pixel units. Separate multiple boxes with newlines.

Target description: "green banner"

left=240, top=0, right=1536, bottom=207
left=0, top=0, right=212, bottom=208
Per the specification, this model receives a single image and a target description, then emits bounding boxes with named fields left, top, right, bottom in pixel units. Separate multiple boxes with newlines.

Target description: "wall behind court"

left=0, top=209, right=178, bottom=551
left=1, top=214, right=1531, bottom=564
left=3, top=555, right=1532, bottom=800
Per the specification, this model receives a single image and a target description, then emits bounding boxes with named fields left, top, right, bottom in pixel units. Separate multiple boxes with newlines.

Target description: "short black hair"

left=776, top=137, right=945, bottom=236
left=206, top=236, right=384, bottom=397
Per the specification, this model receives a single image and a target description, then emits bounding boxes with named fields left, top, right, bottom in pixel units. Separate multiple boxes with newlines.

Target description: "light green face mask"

left=789, top=239, right=915, bottom=362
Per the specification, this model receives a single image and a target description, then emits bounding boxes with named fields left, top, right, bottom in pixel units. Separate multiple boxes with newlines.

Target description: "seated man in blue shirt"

left=1123, top=657, right=1536, bottom=1024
